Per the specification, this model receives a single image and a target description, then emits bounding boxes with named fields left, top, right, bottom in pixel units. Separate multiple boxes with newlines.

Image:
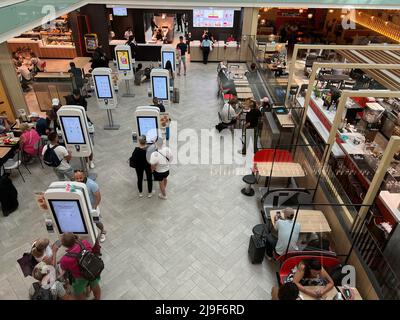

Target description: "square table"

left=300, top=286, right=338, bottom=300
left=275, top=114, right=295, bottom=128
left=0, top=147, right=12, bottom=159
left=235, top=87, right=253, bottom=93
left=237, top=92, right=254, bottom=100
left=256, top=162, right=305, bottom=178
left=270, top=209, right=331, bottom=233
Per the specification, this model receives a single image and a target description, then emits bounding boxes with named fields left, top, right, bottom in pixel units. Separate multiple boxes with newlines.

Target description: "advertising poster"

left=117, top=50, right=131, bottom=71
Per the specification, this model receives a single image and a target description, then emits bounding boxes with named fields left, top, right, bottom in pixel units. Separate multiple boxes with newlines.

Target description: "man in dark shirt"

left=240, top=100, right=262, bottom=155
left=65, top=89, right=88, bottom=111
left=176, top=36, right=188, bottom=76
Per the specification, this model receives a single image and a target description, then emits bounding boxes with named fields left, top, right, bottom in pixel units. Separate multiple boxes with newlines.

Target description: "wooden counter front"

left=7, top=41, right=76, bottom=59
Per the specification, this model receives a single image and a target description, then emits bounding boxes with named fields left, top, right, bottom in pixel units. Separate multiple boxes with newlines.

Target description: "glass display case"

left=41, top=32, right=75, bottom=47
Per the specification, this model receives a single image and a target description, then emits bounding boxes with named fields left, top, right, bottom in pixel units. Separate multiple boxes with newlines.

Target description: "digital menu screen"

left=113, top=7, right=127, bottom=16
left=193, top=8, right=235, bottom=28
left=137, top=116, right=158, bottom=143
left=60, top=116, right=86, bottom=145
left=116, top=50, right=131, bottom=71
left=49, top=200, right=87, bottom=234
left=162, top=51, right=175, bottom=71
left=94, top=75, right=113, bottom=99
left=152, top=76, right=168, bottom=100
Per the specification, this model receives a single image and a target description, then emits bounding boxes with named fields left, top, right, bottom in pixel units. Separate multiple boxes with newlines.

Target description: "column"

left=240, top=7, right=260, bottom=61
left=0, top=42, right=28, bottom=118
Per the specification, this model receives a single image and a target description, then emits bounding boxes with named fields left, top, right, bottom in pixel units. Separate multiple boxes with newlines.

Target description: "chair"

left=3, top=151, right=31, bottom=182
left=241, top=173, right=257, bottom=196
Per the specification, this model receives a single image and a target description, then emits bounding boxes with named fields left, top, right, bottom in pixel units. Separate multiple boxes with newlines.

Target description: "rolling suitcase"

left=248, top=234, right=266, bottom=264
left=173, top=87, right=180, bottom=103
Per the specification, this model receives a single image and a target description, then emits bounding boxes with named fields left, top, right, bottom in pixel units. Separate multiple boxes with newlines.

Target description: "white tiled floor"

left=0, top=59, right=277, bottom=299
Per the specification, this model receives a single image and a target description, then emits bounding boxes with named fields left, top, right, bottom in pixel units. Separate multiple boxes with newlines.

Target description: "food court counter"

left=7, top=37, right=76, bottom=59
left=190, top=40, right=241, bottom=62
left=109, top=40, right=162, bottom=61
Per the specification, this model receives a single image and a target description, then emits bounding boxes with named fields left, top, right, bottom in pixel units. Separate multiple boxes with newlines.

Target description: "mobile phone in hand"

left=54, top=240, right=61, bottom=248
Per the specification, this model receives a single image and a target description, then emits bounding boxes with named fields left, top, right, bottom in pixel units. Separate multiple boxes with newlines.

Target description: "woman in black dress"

left=130, top=135, right=153, bottom=198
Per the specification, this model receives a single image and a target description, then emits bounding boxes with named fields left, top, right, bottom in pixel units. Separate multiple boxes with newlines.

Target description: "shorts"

left=153, top=170, right=169, bottom=181
left=72, top=277, right=101, bottom=295
left=180, top=55, right=186, bottom=63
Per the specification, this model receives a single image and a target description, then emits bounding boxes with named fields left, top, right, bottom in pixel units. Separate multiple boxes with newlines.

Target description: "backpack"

left=31, top=282, right=55, bottom=300
left=66, top=241, right=104, bottom=281
left=43, top=145, right=62, bottom=167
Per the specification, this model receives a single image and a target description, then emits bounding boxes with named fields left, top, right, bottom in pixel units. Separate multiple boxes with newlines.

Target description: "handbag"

left=17, top=252, right=38, bottom=277
left=129, top=156, right=136, bottom=168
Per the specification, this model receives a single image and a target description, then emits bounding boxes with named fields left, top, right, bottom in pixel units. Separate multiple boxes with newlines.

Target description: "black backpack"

left=43, top=145, right=62, bottom=167
left=31, top=282, right=55, bottom=300
left=66, top=241, right=104, bottom=281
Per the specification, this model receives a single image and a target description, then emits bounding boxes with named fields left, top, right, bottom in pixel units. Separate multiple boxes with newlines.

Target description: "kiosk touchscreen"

left=92, top=68, right=117, bottom=109
left=44, top=182, right=98, bottom=243
left=161, top=45, right=176, bottom=72
left=150, top=69, right=170, bottom=102
left=57, top=105, right=93, bottom=157
left=115, top=44, right=133, bottom=80
left=133, top=106, right=161, bottom=145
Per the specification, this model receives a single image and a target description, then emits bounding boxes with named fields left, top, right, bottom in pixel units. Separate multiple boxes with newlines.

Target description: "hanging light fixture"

left=329, top=9, right=334, bottom=13
left=299, top=9, right=304, bottom=14
left=308, top=13, right=313, bottom=19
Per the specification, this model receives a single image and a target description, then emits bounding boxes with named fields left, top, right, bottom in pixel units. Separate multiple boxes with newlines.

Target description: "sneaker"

left=89, top=162, right=95, bottom=169
left=99, top=233, right=106, bottom=243
left=158, top=193, right=167, bottom=200
left=147, top=193, right=153, bottom=198
left=139, top=193, right=143, bottom=198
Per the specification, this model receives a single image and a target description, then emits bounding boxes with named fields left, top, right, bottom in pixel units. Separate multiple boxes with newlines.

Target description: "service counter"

left=7, top=38, right=76, bottom=59
left=32, top=72, right=73, bottom=111
left=109, top=40, right=163, bottom=61
left=189, top=40, right=241, bottom=62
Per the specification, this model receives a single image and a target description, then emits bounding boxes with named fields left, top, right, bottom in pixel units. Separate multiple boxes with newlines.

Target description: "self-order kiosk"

left=92, top=67, right=120, bottom=130
left=132, top=106, right=161, bottom=146
left=44, top=182, right=99, bottom=243
left=161, top=45, right=176, bottom=72
left=150, top=68, right=170, bottom=106
left=115, top=44, right=135, bottom=97
left=57, top=105, right=93, bottom=158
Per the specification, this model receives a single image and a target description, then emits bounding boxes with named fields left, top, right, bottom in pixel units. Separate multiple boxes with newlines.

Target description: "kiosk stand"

left=115, top=44, right=135, bottom=98
left=57, top=105, right=93, bottom=174
left=44, top=182, right=99, bottom=244
left=132, top=106, right=161, bottom=146
left=161, top=45, right=177, bottom=73
left=92, top=68, right=120, bottom=130
left=150, top=69, right=171, bottom=109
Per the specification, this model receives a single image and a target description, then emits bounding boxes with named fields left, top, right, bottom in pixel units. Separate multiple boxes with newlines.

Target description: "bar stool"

left=241, top=173, right=257, bottom=196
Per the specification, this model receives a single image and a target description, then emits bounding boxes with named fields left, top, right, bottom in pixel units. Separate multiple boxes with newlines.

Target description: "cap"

left=28, top=112, right=39, bottom=118
left=52, top=98, right=60, bottom=106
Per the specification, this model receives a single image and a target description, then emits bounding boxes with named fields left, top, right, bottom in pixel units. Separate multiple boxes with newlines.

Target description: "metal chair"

left=3, top=150, right=31, bottom=182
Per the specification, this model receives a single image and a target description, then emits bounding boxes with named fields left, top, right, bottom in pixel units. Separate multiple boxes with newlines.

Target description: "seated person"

left=286, top=258, right=335, bottom=299
left=259, top=97, right=272, bottom=113
left=271, top=282, right=300, bottom=300
left=155, top=28, right=163, bottom=41
left=19, top=123, right=41, bottom=161
left=265, top=207, right=300, bottom=259
left=215, top=97, right=240, bottom=132
left=226, top=34, right=235, bottom=43
left=0, top=112, right=11, bottom=135
left=31, top=112, right=49, bottom=137
left=152, top=97, right=165, bottom=112
left=29, top=261, right=71, bottom=300
left=16, top=62, right=32, bottom=91
left=30, top=53, right=45, bottom=73
left=134, top=63, right=145, bottom=85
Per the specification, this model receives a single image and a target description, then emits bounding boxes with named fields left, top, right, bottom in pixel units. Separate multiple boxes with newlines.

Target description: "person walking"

left=42, top=132, right=73, bottom=181
left=149, top=137, right=173, bottom=200
left=73, top=170, right=106, bottom=242
left=176, top=36, right=188, bottom=76
left=201, top=35, right=213, bottom=64
left=130, top=135, right=153, bottom=198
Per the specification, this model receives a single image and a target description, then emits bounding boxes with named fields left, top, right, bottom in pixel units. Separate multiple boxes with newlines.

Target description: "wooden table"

left=275, top=114, right=295, bottom=128
left=256, top=162, right=305, bottom=178
left=300, top=286, right=338, bottom=300
left=235, top=87, right=252, bottom=93
left=237, top=92, right=254, bottom=100
left=270, top=209, right=331, bottom=233
left=0, top=147, right=12, bottom=159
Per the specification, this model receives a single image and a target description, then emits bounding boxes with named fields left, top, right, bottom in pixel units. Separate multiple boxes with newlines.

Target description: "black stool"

left=241, top=174, right=257, bottom=196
